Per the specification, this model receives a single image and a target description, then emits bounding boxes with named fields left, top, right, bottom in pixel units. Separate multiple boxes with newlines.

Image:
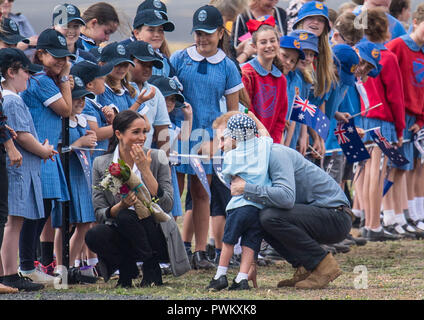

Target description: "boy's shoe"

left=206, top=275, right=228, bottom=291
left=192, top=251, right=215, bottom=270
left=228, top=278, right=250, bottom=291
left=2, top=274, right=44, bottom=292
left=67, top=267, right=98, bottom=284
left=18, top=268, right=57, bottom=286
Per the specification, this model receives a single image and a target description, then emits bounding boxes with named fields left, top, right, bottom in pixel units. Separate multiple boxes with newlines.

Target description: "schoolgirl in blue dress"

left=170, top=5, right=243, bottom=269
left=19, top=28, right=75, bottom=282
left=0, top=48, right=56, bottom=291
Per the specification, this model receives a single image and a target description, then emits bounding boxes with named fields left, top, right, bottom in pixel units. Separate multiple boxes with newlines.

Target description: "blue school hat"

left=355, top=40, right=383, bottom=77
left=0, top=17, right=29, bottom=44
left=36, top=28, right=77, bottom=60
left=149, top=75, right=185, bottom=105
left=89, top=46, right=103, bottom=60
left=137, top=0, right=167, bottom=15
left=52, top=3, right=85, bottom=26
left=133, top=9, right=174, bottom=31
left=127, top=40, right=164, bottom=69
left=293, top=1, right=330, bottom=30
left=280, top=36, right=305, bottom=60
left=0, top=48, right=43, bottom=74
left=72, top=74, right=95, bottom=99
left=192, top=5, right=223, bottom=34
left=289, top=30, right=319, bottom=55
left=70, top=60, right=113, bottom=86
left=99, top=42, right=135, bottom=67
left=332, top=44, right=359, bottom=87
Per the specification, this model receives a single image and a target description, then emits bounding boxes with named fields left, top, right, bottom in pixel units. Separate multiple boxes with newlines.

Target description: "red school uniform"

left=386, top=35, right=424, bottom=127
left=241, top=57, right=288, bottom=143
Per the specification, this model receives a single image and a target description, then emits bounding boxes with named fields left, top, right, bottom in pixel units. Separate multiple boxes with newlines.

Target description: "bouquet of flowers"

left=97, top=159, right=170, bottom=223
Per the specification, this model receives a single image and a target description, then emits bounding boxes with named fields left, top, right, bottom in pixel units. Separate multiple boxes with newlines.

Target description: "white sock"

left=371, top=226, right=382, bottom=232
left=352, top=209, right=363, bottom=218
left=394, top=213, right=407, bottom=226
left=235, top=272, right=248, bottom=283
left=234, top=238, right=242, bottom=256
left=214, top=266, right=228, bottom=280
left=416, top=197, right=424, bottom=220
left=383, top=210, right=396, bottom=226
left=74, top=259, right=81, bottom=268
left=87, top=258, right=98, bottom=267
left=408, top=200, right=419, bottom=221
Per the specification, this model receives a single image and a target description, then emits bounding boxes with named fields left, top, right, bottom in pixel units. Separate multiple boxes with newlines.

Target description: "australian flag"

left=290, top=96, right=330, bottom=140
left=189, top=157, right=211, bottom=201
left=370, top=128, right=409, bottom=167
left=334, top=118, right=370, bottom=163
left=74, top=149, right=92, bottom=191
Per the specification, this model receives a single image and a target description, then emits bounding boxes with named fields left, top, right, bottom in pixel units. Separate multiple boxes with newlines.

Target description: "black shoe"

left=228, top=278, right=250, bottom=291
left=402, top=224, right=424, bottom=239
left=332, top=242, right=351, bottom=253
left=320, top=244, right=337, bottom=255
left=206, top=243, right=216, bottom=261
left=359, top=218, right=365, bottom=229
left=160, top=264, right=172, bottom=275
left=206, top=275, right=228, bottom=291
left=140, top=260, right=163, bottom=287
left=352, top=216, right=361, bottom=229
left=263, top=246, right=283, bottom=260
left=385, top=224, right=416, bottom=239
left=2, top=274, right=44, bottom=292
left=116, top=278, right=133, bottom=288
left=367, top=228, right=401, bottom=241
left=359, top=227, right=369, bottom=238
left=192, top=251, right=215, bottom=270
left=96, top=258, right=112, bottom=283
left=346, top=233, right=367, bottom=246
left=67, top=267, right=98, bottom=284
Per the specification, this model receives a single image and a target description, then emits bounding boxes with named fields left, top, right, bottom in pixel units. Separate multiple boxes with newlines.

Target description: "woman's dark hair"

left=82, top=2, right=120, bottom=25
left=107, top=110, right=146, bottom=153
left=389, top=0, right=410, bottom=19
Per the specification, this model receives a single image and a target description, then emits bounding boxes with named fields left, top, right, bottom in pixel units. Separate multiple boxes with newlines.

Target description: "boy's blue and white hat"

left=280, top=36, right=305, bottom=60
left=289, top=30, right=319, bottom=55
left=293, top=1, right=330, bottom=30
left=333, top=44, right=359, bottom=87
left=355, top=40, right=383, bottom=77
left=224, top=113, right=258, bottom=142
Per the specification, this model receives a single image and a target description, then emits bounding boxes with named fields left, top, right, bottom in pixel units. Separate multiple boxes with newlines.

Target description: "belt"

left=337, top=205, right=355, bottom=222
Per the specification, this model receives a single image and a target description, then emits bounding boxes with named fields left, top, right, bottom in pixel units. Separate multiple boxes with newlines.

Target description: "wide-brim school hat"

left=127, top=40, right=164, bottom=69
left=0, top=48, right=43, bottom=74
left=149, top=75, right=185, bottom=105
left=333, top=44, right=359, bottom=87
left=133, top=9, right=174, bottom=31
left=70, top=60, right=113, bottom=85
left=355, top=39, right=383, bottom=77
left=0, top=18, right=30, bottom=44
left=36, top=28, right=77, bottom=60
left=292, top=1, right=330, bottom=31
left=99, top=42, right=135, bottom=67
left=191, top=5, right=223, bottom=34
left=280, top=36, right=305, bottom=60
left=289, top=30, right=319, bottom=55
left=72, top=75, right=95, bottom=99
left=52, top=3, right=86, bottom=26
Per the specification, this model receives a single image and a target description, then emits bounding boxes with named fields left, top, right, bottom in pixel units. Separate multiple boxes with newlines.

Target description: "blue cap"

left=279, top=36, right=305, bottom=60
left=332, top=44, right=359, bottom=87
left=293, top=1, right=330, bottom=30
left=137, top=0, right=167, bottom=15
left=72, top=74, right=95, bottom=100
left=0, top=17, right=29, bottom=44
left=355, top=40, right=382, bottom=77
left=70, top=60, right=113, bottom=85
left=149, top=75, right=185, bottom=105
left=289, top=30, right=319, bottom=55
left=192, top=5, right=223, bottom=34
left=133, top=9, right=174, bottom=31
left=52, top=3, right=85, bottom=26
left=99, top=42, right=135, bottom=67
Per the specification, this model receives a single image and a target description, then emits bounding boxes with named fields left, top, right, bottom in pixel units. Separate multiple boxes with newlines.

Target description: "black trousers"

left=0, top=147, right=8, bottom=250
left=260, top=204, right=352, bottom=271
left=85, top=209, right=169, bottom=281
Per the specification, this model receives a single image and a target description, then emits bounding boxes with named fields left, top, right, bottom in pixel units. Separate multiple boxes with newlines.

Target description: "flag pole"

left=349, top=103, right=383, bottom=119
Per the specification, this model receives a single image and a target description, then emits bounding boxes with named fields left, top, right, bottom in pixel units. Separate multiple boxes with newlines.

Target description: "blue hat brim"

left=0, top=34, right=30, bottom=44
left=299, top=43, right=319, bottom=55
left=191, top=27, right=217, bottom=34
left=72, top=89, right=95, bottom=100
left=161, top=90, right=185, bottom=104
left=109, top=58, right=136, bottom=67
left=46, top=48, right=77, bottom=60
left=293, top=13, right=330, bottom=31
left=97, top=63, right=114, bottom=77
left=132, top=55, right=164, bottom=69
left=134, top=20, right=175, bottom=32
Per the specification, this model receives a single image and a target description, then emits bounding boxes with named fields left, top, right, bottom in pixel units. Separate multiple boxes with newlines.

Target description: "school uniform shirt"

left=77, top=33, right=97, bottom=51
left=82, top=96, right=110, bottom=160
left=222, top=136, right=273, bottom=211
left=170, top=45, right=243, bottom=175
left=386, top=35, right=424, bottom=127
left=138, top=81, right=171, bottom=149
left=2, top=90, right=44, bottom=220
left=20, top=72, right=70, bottom=201
left=242, top=57, right=288, bottom=144
left=361, top=43, right=405, bottom=139
left=97, top=82, right=138, bottom=113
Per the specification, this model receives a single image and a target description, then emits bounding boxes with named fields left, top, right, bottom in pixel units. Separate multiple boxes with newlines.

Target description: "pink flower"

left=120, top=184, right=130, bottom=195
left=109, top=163, right=121, bottom=177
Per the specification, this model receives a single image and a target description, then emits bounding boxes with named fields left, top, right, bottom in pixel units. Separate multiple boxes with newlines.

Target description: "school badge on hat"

left=117, top=44, right=126, bottom=55
left=58, top=35, right=67, bottom=46
left=198, top=10, right=207, bottom=22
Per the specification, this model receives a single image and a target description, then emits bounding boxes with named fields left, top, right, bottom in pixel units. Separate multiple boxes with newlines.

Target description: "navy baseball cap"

left=36, top=28, right=77, bottom=60
left=89, top=46, right=103, bottom=60
left=289, top=30, right=319, bottom=55
left=333, top=44, right=359, bottom=87
left=127, top=40, right=163, bottom=69
left=71, top=74, right=95, bottom=99
left=355, top=40, right=382, bottom=77
left=52, top=3, right=85, bottom=27
left=280, top=36, right=305, bottom=60
left=133, top=9, right=174, bottom=31
left=0, top=17, right=29, bottom=44
left=192, top=5, right=223, bottom=34
left=137, top=0, right=167, bottom=15
left=0, top=48, right=43, bottom=74
left=149, top=75, right=185, bottom=105
left=293, top=1, right=330, bottom=30
left=70, top=60, right=113, bottom=85
left=99, top=42, right=135, bottom=67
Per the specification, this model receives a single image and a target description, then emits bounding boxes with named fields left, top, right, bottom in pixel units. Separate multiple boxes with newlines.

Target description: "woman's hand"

left=120, top=191, right=138, bottom=209
left=131, top=144, right=152, bottom=173
left=59, top=61, right=71, bottom=78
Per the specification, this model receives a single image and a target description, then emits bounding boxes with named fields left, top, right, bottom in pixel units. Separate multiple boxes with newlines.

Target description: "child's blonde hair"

left=106, top=73, right=137, bottom=99
left=212, top=111, right=242, bottom=129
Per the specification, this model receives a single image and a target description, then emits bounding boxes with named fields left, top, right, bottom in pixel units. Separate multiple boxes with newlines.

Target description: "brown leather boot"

left=277, top=266, right=311, bottom=288
left=294, top=253, right=342, bottom=289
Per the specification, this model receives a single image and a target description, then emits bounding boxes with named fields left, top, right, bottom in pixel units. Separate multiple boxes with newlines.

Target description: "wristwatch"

left=60, top=75, right=70, bottom=83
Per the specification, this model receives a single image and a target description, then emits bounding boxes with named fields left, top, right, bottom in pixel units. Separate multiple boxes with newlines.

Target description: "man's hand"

left=231, top=176, right=246, bottom=196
